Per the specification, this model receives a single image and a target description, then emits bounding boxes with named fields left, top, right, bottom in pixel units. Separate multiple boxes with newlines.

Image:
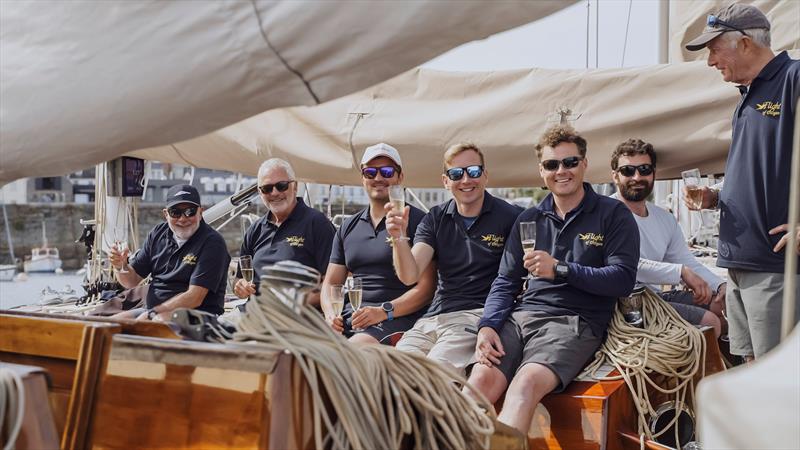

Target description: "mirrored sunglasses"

left=361, top=166, right=398, bottom=179
left=617, top=164, right=655, bottom=177
left=541, top=156, right=583, bottom=171
left=258, top=180, right=295, bottom=194
left=166, top=206, right=198, bottom=218
left=445, top=165, right=484, bottom=181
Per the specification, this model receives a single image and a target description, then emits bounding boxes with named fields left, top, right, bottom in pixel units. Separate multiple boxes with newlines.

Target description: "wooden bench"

left=523, top=327, right=725, bottom=450
left=0, top=314, right=120, bottom=450
left=0, top=362, right=60, bottom=450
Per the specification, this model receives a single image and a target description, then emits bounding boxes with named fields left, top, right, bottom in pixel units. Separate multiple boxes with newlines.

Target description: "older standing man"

left=685, top=3, right=799, bottom=360
left=109, top=184, right=230, bottom=320
left=234, top=158, right=335, bottom=307
left=322, top=143, right=435, bottom=345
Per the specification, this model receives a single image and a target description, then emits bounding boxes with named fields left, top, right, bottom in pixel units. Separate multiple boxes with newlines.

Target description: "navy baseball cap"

left=165, top=184, right=201, bottom=208
left=686, top=3, right=770, bottom=51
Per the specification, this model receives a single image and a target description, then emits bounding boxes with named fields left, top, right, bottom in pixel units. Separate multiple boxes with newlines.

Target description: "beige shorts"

left=395, top=308, right=483, bottom=376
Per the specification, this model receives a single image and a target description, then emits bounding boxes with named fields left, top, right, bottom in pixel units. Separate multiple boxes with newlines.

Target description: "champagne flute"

left=388, top=185, right=408, bottom=240
left=681, top=168, right=703, bottom=210
left=346, top=278, right=364, bottom=331
left=519, top=221, right=537, bottom=279
left=326, top=284, right=344, bottom=321
left=239, top=255, right=254, bottom=301
left=113, top=226, right=129, bottom=274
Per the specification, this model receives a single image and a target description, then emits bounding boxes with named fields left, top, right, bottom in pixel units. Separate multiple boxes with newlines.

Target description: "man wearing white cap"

left=685, top=3, right=799, bottom=360
left=322, top=143, right=435, bottom=345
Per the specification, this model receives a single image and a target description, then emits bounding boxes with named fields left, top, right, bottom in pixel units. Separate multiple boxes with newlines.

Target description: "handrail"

left=781, top=97, right=799, bottom=340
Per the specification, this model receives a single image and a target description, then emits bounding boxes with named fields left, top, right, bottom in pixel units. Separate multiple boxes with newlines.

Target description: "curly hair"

left=610, top=139, right=656, bottom=170
left=534, top=125, right=587, bottom=160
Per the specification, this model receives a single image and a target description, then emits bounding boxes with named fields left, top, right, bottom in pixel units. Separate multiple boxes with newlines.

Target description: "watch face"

left=382, top=302, right=393, bottom=312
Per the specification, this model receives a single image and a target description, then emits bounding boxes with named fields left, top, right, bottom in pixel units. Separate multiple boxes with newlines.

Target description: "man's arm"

left=320, top=263, right=348, bottom=327
left=636, top=258, right=682, bottom=286
left=386, top=204, right=435, bottom=285
left=149, top=285, right=209, bottom=320
left=110, top=246, right=145, bottom=288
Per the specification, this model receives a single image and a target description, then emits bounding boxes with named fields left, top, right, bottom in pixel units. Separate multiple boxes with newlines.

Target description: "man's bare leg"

left=497, top=362, right=559, bottom=434
left=465, top=364, right=508, bottom=404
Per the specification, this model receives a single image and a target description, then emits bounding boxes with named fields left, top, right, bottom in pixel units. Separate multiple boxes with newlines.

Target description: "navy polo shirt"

left=330, top=205, right=426, bottom=306
left=718, top=51, right=799, bottom=273
left=480, top=184, right=639, bottom=337
left=416, top=192, right=523, bottom=316
left=130, top=220, right=230, bottom=315
left=241, top=198, right=335, bottom=282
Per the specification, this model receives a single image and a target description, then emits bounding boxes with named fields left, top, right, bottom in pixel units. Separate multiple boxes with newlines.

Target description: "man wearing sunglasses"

left=322, top=143, right=435, bottom=345
left=686, top=3, right=799, bottom=360
left=386, top=142, right=522, bottom=374
left=234, top=158, right=335, bottom=307
left=109, top=184, right=230, bottom=321
left=610, top=139, right=725, bottom=338
left=466, top=125, right=639, bottom=434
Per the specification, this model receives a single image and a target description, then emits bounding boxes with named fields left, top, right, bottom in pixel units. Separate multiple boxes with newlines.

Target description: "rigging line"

left=621, top=0, right=633, bottom=67
left=249, top=0, right=320, bottom=105
left=585, top=0, right=590, bottom=69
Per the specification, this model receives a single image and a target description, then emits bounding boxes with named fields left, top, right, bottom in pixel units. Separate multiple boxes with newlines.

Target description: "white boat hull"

left=24, top=256, right=62, bottom=273
left=0, top=264, right=15, bottom=281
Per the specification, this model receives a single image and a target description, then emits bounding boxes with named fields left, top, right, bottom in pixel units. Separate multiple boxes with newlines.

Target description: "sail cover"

left=0, top=0, right=575, bottom=184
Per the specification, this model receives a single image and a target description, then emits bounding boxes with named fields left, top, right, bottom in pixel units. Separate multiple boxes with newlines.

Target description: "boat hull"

left=24, top=256, right=62, bottom=273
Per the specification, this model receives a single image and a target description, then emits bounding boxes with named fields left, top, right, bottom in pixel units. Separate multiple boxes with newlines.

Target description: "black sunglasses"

left=166, top=206, right=198, bottom=218
left=541, top=156, right=583, bottom=171
left=258, top=180, right=295, bottom=194
left=617, top=164, right=655, bottom=177
left=445, top=165, right=484, bottom=181
left=706, top=14, right=750, bottom=37
left=361, top=166, right=398, bottom=179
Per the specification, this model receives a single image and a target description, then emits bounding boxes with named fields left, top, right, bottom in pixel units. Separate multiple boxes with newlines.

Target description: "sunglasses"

left=258, top=180, right=295, bottom=194
left=617, top=164, right=655, bottom=177
left=166, top=206, right=198, bottom=218
left=706, top=14, right=750, bottom=37
left=445, top=165, right=484, bottom=181
left=361, top=166, right=398, bottom=179
left=541, top=156, right=583, bottom=171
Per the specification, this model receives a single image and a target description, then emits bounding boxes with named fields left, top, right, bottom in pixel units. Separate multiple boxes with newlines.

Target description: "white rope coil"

left=581, top=288, right=706, bottom=445
left=233, top=285, right=496, bottom=450
left=0, top=368, right=25, bottom=450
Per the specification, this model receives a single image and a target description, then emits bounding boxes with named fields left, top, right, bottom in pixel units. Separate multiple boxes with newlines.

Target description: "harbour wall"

left=0, top=203, right=265, bottom=270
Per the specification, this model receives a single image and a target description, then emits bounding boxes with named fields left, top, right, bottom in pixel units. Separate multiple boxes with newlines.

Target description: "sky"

left=424, top=0, right=663, bottom=71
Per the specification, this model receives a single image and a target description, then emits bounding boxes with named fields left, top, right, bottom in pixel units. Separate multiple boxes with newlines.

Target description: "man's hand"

left=475, top=327, right=505, bottom=367
left=682, top=185, right=717, bottom=211
left=233, top=278, right=256, bottom=299
left=681, top=265, right=712, bottom=305
left=327, top=315, right=344, bottom=334
left=523, top=250, right=556, bottom=280
left=108, top=245, right=130, bottom=271
left=384, top=203, right=409, bottom=240
left=351, top=306, right=387, bottom=330
left=710, top=282, right=726, bottom=317
left=770, top=224, right=800, bottom=255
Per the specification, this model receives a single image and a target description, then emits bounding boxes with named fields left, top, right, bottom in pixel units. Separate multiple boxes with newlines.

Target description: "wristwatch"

left=146, top=308, right=158, bottom=320
left=381, top=302, right=394, bottom=321
left=554, top=261, right=569, bottom=281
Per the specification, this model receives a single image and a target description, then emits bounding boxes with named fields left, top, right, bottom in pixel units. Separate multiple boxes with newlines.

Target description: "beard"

left=169, top=221, right=200, bottom=241
left=619, top=180, right=653, bottom=202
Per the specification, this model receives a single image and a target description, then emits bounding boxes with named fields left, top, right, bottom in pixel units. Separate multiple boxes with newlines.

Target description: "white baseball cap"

left=360, top=143, right=402, bottom=167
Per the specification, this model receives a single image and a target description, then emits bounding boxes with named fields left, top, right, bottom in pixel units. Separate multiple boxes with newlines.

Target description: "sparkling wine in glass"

left=239, top=255, right=254, bottom=301
left=519, top=221, right=537, bottom=278
left=681, top=168, right=703, bottom=210
left=327, top=284, right=344, bottom=320
left=388, top=185, right=408, bottom=240
left=346, top=278, right=364, bottom=331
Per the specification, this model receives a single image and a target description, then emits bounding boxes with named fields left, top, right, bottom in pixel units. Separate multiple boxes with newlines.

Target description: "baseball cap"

left=686, top=3, right=770, bottom=51
left=165, top=184, right=201, bottom=208
left=360, top=143, right=403, bottom=167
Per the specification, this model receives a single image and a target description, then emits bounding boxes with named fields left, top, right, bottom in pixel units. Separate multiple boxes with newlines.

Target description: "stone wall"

left=0, top=203, right=267, bottom=270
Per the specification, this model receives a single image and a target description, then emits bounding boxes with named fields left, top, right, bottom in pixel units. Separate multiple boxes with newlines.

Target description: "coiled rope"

left=232, top=285, right=496, bottom=450
left=0, top=368, right=25, bottom=450
left=581, top=288, right=706, bottom=446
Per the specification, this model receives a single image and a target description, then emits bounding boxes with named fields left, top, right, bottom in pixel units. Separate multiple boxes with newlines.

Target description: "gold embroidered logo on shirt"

left=182, top=254, right=198, bottom=265
left=578, top=233, right=604, bottom=247
left=286, top=236, right=305, bottom=247
left=755, top=101, right=781, bottom=117
left=481, top=234, right=506, bottom=248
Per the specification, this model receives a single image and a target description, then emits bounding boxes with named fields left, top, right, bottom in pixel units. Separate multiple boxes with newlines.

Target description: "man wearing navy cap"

left=322, top=143, right=435, bottom=345
left=684, top=3, right=799, bottom=360
left=110, top=184, right=230, bottom=320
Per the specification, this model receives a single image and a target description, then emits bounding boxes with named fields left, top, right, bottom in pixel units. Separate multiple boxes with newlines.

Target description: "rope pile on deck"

left=232, top=261, right=495, bottom=450
left=581, top=287, right=706, bottom=447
